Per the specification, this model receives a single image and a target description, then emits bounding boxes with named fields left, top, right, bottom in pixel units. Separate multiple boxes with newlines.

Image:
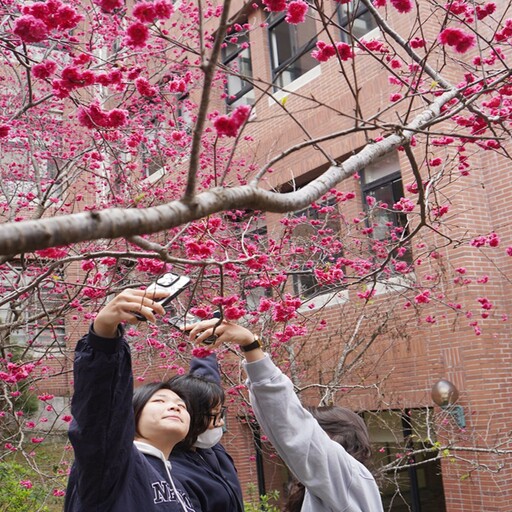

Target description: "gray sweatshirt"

left=244, top=355, right=384, bottom=512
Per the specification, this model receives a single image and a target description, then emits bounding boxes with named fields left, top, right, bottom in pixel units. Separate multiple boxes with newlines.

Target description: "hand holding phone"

left=168, top=311, right=221, bottom=345
left=132, top=272, right=191, bottom=321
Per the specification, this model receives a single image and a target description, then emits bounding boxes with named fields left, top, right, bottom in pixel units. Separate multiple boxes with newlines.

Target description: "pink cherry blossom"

left=95, top=0, right=124, bottom=13
left=438, top=27, right=476, bottom=54
left=390, top=0, right=413, bottom=13
left=124, top=22, right=150, bottom=48
left=13, top=15, right=49, bottom=43
left=285, top=0, right=308, bottom=24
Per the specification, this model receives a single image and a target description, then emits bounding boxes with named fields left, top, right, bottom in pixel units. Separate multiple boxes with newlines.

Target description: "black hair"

left=132, top=381, right=190, bottom=438
left=285, top=406, right=372, bottom=512
left=167, top=373, right=225, bottom=450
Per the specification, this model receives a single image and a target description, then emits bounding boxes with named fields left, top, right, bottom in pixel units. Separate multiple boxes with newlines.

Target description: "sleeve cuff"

left=88, top=324, right=125, bottom=354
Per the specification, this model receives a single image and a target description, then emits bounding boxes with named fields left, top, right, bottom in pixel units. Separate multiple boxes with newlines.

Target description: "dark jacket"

left=65, top=327, right=195, bottom=511
left=170, top=354, right=244, bottom=512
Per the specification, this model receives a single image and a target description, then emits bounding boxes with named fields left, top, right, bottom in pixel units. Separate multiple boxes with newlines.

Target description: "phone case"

left=132, top=273, right=191, bottom=321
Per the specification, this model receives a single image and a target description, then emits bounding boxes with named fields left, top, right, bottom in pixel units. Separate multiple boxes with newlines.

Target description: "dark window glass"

left=268, top=12, right=318, bottom=89
left=290, top=200, right=345, bottom=299
left=364, top=410, right=447, bottom=512
left=361, top=170, right=412, bottom=266
left=338, top=0, right=377, bottom=42
left=222, top=32, right=254, bottom=109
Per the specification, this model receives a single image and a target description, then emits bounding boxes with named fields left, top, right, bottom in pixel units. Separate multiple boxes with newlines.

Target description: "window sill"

left=298, top=287, right=349, bottom=312
left=268, top=65, right=322, bottom=106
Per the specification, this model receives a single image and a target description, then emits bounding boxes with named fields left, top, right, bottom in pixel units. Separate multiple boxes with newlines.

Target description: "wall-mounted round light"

left=431, top=379, right=459, bottom=407
left=431, top=379, right=466, bottom=429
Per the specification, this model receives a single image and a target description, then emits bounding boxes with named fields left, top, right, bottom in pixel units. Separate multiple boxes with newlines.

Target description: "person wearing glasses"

left=168, top=353, right=244, bottom=512
left=186, top=318, right=384, bottom=512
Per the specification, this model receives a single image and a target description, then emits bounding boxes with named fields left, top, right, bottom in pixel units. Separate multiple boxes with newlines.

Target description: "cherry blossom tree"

left=1, top=0, right=512, bottom=509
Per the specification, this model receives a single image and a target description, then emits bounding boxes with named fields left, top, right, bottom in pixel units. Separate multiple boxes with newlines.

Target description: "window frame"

left=290, top=198, right=345, bottom=300
left=360, top=169, right=413, bottom=265
left=337, top=0, right=378, bottom=43
left=222, top=31, right=254, bottom=109
left=267, top=11, right=318, bottom=90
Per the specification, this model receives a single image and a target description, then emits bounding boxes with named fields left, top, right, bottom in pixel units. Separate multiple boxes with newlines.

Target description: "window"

left=222, top=31, right=254, bottom=110
left=364, top=409, right=447, bottom=512
left=226, top=210, right=272, bottom=310
left=361, top=153, right=412, bottom=266
left=139, top=116, right=167, bottom=179
left=175, top=92, right=194, bottom=135
left=337, top=0, right=378, bottom=42
left=268, top=11, right=318, bottom=90
left=290, top=199, right=344, bottom=299
left=0, top=267, right=66, bottom=352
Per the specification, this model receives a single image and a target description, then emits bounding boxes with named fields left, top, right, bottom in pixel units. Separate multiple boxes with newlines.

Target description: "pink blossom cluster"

left=495, top=18, right=512, bottom=43
left=477, top=297, right=493, bottom=310
left=409, top=37, right=426, bottom=49
left=438, top=27, right=476, bottom=54
left=136, top=258, right=167, bottom=274
left=13, top=0, right=83, bottom=43
left=260, top=294, right=301, bottom=322
left=414, top=290, right=431, bottom=304
left=124, top=22, right=150, bottom=48
left=77, top=101, right=128, bottom=130
left=213, top=105, right=251, bottom=138
left=0, top=362, right=36, bottom=384
left=262, top=0, right=287, bottom=12
left=311, top=41, right=354, bottom=62
left=95, top=0, right=124, bottom=13
left=390, top=0, right=413, bottom=13
left=314, top=264, right=344, bottom=285
left=123, top=1, right=173, bottom=48
left=393, top=197, right=415, bottom=212
left=32, top=60, right=57, bottom=80
left=470, top=232, right=500, bottom=248
left=133, top=0, right=173, bottom=23
left=191, top=346, right=214, bottom=358
left=372, top=0, right=412, bottom=13
left=35, top=246, right=68, bottom=258
left=274, top=324, right=308, bottom=343
left=0, top=125, right=10, bottom=138
left=185, top=238, right=217, bottom=258
left=135, top=77, right=158, bottom=97
left=52, top=66, right=96, bottom=98
left=285, top=0, right=308, bottom=24
left=358, top=39, right=389, bottom=53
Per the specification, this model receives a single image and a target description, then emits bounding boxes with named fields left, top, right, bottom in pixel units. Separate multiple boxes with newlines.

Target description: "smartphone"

left=133, top=272, right=191, bottom=321
left=168, top=311, right=221, bottom=345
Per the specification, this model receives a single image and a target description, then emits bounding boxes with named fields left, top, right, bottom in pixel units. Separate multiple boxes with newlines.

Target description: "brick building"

left=4, top=1, right=511, bottom=511
left=199, top=0, right=512, bottom=511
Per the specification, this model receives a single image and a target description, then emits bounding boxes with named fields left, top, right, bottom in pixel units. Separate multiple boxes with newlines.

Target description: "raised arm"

left=187, top=320, right=381, bottom=511
left=68, top=289, right=166, bottom=508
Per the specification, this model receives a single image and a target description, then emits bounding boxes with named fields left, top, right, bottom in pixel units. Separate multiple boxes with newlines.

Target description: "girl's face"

left=137, top=389, right=190, bottom=447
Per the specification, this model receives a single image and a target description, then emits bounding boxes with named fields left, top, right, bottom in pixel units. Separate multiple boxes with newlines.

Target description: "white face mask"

left=193, top=427, right=223, bottom=449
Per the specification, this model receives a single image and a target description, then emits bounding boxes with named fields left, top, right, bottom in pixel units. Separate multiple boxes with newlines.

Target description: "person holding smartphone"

left=185, top=318, right=384, bottom=512
left=65, top=289, right=196, bottom=512
left=167, top=352, right=244, bottom=512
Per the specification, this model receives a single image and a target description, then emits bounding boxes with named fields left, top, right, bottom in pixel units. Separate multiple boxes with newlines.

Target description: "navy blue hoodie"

left=64, top=327, right=195, bottom=512
left=170, top=354, right=244, bottom=512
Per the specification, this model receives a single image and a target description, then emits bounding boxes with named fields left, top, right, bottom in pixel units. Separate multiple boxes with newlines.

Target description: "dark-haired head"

left=132, top=381, right=190, bottom=437
left=307, top=405, right=371, bottom=465
left=167, top=374, right=224, bottom=450
left=286, top=405, right=372, bottom=512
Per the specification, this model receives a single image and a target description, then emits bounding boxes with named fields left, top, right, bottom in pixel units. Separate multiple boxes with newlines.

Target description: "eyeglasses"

left=208, top=406, right=228, bottom=427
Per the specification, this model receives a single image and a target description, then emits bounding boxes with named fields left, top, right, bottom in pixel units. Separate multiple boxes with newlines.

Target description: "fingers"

left=112, top=288, right=167, bottom=321
left=187, top=319, right=255, bottom=347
